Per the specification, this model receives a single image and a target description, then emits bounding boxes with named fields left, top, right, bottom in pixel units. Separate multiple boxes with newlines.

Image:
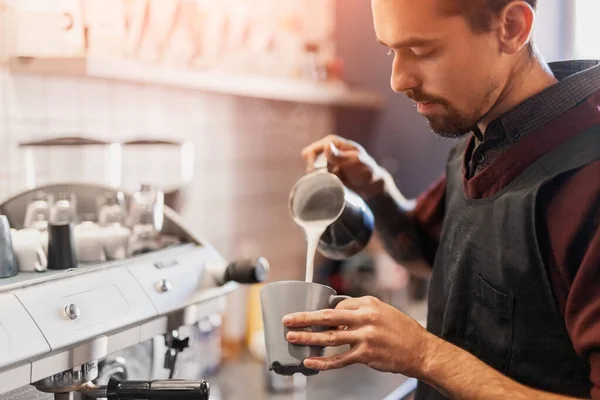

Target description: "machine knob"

left=156, top=279, right=172, bottom=293
left=64, top=304, right=81, bottom=320
left=223, top=257, right=269, bottom=284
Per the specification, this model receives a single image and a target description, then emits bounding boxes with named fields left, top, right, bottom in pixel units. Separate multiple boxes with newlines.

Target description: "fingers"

left=333, top=297, right=363, bottom=310
left=286, top=329, right=358, bottom=347
left=301, top=135, right=358, bottom=172
left=283, top=297, right=376, bottom=327
left=301, top=145, right=319, bottom=172
left=282, top=309, right=359, bottom=328
left=324, top=147, right=362, bottom=167
left=303, top=347, right=362, bottom=371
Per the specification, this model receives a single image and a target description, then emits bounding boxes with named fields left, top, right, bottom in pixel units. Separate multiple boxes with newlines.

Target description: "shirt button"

left=475, top=153, right=485, bottom=164
left=508, top=131, right=520, bottom=141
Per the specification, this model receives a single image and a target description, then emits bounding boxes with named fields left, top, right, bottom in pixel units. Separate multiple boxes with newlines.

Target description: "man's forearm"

left=364, top=170, right=432, bottom=276
left=420, top=335, right=585, bottom=400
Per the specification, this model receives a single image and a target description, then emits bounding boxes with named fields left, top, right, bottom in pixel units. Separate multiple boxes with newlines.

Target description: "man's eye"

left=412, top=48, right=433, bottom=57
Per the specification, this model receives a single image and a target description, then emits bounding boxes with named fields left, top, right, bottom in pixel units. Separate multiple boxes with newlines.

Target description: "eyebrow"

left=377, top=37, right=438, bottom=48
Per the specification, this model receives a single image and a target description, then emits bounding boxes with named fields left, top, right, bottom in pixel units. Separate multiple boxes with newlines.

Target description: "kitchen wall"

left=334, top=0, right=569, bottom=198
left=533, top=0, right=571, bottom=62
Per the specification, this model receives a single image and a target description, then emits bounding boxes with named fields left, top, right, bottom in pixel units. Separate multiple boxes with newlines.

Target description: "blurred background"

left=0, top=0, right=599, bottom=397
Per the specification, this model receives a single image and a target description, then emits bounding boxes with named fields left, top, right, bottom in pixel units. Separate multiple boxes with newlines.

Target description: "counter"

left=210, top=354, right=412, bottom=400
left=1, top=353, right=415, bottom=400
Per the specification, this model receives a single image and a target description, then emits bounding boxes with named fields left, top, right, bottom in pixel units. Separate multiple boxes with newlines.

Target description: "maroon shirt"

left=410, top=71, right=600, bottom=396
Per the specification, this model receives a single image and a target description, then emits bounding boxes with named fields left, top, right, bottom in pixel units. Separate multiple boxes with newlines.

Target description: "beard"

left=406, top=86, right=496, bottom=139
left=425, top=107, right=478, bottom=138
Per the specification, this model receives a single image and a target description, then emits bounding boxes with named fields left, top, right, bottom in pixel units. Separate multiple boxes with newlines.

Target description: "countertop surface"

left=210, top=355, right=411, bottom=400
left=2, top=357, right=414, bottom=400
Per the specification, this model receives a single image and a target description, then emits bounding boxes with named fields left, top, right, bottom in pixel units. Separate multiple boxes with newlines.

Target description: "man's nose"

left=390, top=56, right=420, bottom=93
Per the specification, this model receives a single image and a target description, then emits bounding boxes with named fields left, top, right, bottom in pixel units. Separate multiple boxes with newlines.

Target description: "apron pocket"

left=462, top=275, right=515, bottom=374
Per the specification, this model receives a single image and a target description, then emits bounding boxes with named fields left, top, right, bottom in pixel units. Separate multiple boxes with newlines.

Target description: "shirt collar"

left=478, top=59, right=600, bottom=142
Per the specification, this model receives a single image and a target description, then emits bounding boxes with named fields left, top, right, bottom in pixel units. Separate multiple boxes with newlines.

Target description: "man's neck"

left=477, top=55, right=558, bottom=134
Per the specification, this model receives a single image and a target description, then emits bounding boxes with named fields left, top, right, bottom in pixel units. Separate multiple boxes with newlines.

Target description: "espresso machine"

left=0, top=183, right=269, bottom=400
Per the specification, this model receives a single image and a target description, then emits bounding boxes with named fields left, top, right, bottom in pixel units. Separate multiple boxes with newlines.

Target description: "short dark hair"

left=441, top=0, right=537, bottom=56
left=442, top=0, right=538, bottom=33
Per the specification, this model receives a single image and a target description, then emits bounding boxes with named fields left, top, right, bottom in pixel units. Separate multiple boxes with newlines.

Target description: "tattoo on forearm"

left=367, top=192, right=424, bottom=263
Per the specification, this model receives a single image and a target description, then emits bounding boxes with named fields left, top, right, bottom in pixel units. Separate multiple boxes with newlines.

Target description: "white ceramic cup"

left=101, top=225, right=131, bottom=261
left=11, top=229, right=48, bottom=272
left=74, top=221, right=106, bottom=263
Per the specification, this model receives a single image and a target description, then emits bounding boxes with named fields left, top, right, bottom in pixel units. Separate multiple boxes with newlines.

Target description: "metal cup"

left=260, top=281, right=350, bottom=376
left=0, top=215, right=18, bottom=279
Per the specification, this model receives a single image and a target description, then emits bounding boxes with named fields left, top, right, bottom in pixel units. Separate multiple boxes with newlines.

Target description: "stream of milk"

left=300, top=220, right=330, bottom=282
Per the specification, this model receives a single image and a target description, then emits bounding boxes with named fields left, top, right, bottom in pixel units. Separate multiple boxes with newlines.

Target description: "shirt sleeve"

left=542, top=160, right=600, bottom=399
left=409, top=174, right=447, bottom=266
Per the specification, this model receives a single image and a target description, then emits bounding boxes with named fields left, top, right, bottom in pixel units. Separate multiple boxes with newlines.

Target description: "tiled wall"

left=0, top=66, right=333, bottom=281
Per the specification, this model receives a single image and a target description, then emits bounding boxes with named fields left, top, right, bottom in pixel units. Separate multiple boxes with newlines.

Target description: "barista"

left=281, top=1, right=600, bottom=399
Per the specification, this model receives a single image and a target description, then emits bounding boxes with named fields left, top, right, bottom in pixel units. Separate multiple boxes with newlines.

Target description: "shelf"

left=7, top=56, right=384, bottom=109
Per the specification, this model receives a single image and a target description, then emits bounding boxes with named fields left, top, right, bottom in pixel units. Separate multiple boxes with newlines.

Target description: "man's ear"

left=495, top=1, right=535, bottom=55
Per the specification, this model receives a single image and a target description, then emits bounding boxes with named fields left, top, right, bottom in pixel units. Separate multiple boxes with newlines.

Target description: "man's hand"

left=283, top=297, right=586, bottom=400
left=282, top=296, right=431, bottom=378
left=301, top=135, right=385, bottom=199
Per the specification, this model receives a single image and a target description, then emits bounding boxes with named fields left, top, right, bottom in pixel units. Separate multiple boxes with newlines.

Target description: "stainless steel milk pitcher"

left=289, top=154, right=374, bottom=260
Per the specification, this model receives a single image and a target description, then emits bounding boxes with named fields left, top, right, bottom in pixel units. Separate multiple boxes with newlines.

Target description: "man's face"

left=372, top=0, right=508, bottom=137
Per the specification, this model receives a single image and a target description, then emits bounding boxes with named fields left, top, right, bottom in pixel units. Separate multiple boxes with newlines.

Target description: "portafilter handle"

left=104, top=377, right=210, bottom=400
